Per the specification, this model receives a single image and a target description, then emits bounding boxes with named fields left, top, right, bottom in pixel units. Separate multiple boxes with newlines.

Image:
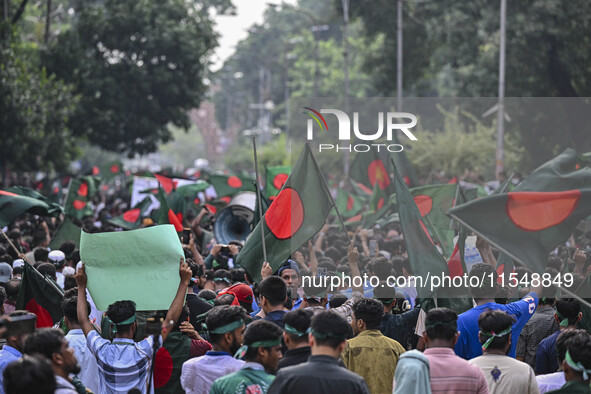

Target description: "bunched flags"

left=16, top=261, right=64, bottom=328
left=237, top=144, right=334, bottom=282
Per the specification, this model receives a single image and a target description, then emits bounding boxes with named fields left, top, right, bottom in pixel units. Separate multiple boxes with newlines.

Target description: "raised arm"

left=162, top=258, right=192, bottom=341
left=75, top=264, right=95, bottom=336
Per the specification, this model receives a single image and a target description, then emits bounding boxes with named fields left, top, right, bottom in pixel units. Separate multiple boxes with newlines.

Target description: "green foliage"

left=0, top=44, right=78, bottom=173
left=407, top=106, right=523, bottom=179
left=224, top=134, right=290, bottom=174
left=44, top=0, right=227, bottom=156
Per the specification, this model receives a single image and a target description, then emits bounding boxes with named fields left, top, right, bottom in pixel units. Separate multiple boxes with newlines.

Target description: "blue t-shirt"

left=535, top=330, right=560, bottom=374
left=454, top=292, right=538, bottom=360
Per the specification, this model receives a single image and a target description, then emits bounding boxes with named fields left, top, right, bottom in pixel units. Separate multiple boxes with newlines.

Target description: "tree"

left=44, top=0, right=232, bottom=157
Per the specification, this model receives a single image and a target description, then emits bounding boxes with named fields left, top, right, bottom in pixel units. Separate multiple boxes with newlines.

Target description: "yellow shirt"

left=341, top=329, right=406, bottom=394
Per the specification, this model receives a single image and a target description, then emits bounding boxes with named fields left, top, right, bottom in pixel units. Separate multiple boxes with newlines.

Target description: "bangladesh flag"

left=154, top=331, right=191, bottom=394
left=350, top=152, right=394, bottom=195
left=208, top=174, right=255, bottom=198
left=156, top=188, right=184, bottom=233
left=91, top=161, right=123, bottom=180
left=393, top=163, right=449, bottom=297
left=16, top=261, right=64, bottom=328
left=410, top=184, right=457, bottom=257
left=388, top=133, right=418, bottom=187
left=154, top=174, right=177, bottom=194
left=64, top=176, right=100, bottom=220
left=6, top=186, right=63, bottom=213
left=236, top=144, right=334, bottom=282
left=0, top=190, right=63, bottom=228
left=334, top=189, right=363, bottom=219
left=449, top=189, right=591, bottom=274
left=265, top=166, right=291, bottom=200
left=176, top=180, right=210, bottom=199
left=49, top=217, right=82, bottom=250
left=108, top=197, right=153, bottom=230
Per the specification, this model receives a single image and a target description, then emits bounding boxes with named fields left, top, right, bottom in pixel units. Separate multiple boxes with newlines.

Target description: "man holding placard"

left=75, top=258, right=192, bottom=394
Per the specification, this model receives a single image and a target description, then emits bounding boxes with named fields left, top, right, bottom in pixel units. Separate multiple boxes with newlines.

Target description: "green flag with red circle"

left=449, top=189, right=591, bottom=274
left=334, top=189, right=363, bottom=219
left=16, top=261, right=64, bottom=328
left=237, top=145, right=334, bottom=282
left=0, top=188, right=63, bottom=228
left=108, top=197, right=153, bottom=230
left=350, top=152, right=395, bottom=195
left=208, top=174, right=255, bottom=198
left=265, top=166, right=291, bottom=200
left=64, top=176, right=100, bottom=220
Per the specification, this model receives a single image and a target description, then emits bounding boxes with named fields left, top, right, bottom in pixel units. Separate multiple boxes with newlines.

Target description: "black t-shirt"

left=185, top=293, right=213, bottom=329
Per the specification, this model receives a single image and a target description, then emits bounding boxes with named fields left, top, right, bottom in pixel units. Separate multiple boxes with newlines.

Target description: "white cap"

left=62, top=266, right=75, bottom=276
left=48, top=250, right=66, bottom=264
left=0, top=263, right=12, bottom=282
left=12, top=259, right=25, bottom=269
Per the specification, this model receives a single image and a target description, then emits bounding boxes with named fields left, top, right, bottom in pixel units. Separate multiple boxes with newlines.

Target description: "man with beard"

left=23, top=328, right=83, bottom=394
left=181, top=305, right=248, bottom=394
left=210, top=320, right=283, bottom=393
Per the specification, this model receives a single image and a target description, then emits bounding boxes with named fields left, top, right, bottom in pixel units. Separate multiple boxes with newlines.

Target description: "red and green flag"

left=208, top=174, right=255, bottom=198
left=350, top=152, right=394, bottom=195
left=154, top=331, right=191, bottom=393
left=265, top=166, right=291, bottom=200
left=334, top=189, right=363, bottom=219
left=16, top=261, right=64, bottom=328
left=388, top=134, right=418, bottom=187
left=0, top=190, right=63, bottom=228
left=108, top=197, right=153, bottom=230
left=156, top=188, right=184, bottom=233
left=237, top=144, right=334, bottom=282
left=393, top=163, right=449, bottom=297
left=91, top=161, right=123, bottom=180
left=64, top=176, right=100, bottom=220
left=449, top=189, right=591, bottom=274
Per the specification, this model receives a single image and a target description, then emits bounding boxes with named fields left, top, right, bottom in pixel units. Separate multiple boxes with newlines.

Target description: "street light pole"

left=342, top=0, right=350, bottom=178
left=496, top=0, right=506, bottom=179
left=397, top=0, right=402, bottom=111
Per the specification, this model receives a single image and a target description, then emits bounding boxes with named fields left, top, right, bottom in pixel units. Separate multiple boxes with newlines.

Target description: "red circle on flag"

left=77, top=182, right=88, bottom=197
left=26, top=299, right=53, bottom=328
left=194, top=197, right=201, bottom=205
left=220, top=196, right=231, bottom=204
left=347, top=196, right=354, bottom=211
left=414, top=195, right=433, bottom=216
left=377, top=198, right=384, bottom=210
left=110, top=164, right=120, bottom=173
left=273, top=173, right=289, bottom=190
left=368, top=160, right=390, bottom=190
left=153, top=347, right=173, bottom=388
left=92, top=166, right=100, bottom=176
left=265, top=188, right=304, bottom=239
left=227, top=176, right=242, bottom=188
left=506, top=190, right=581, bottom=231
left=73, top=200, right=86, bottom=210
left=123, top=209, right=140, bottom=223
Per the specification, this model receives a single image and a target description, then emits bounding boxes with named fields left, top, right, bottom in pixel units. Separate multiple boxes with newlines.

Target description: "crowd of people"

left=0, top=177, right=590, bottom=394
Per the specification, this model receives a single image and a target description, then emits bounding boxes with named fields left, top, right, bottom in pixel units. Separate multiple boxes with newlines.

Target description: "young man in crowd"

left=536, top=329, right=586, bottom=393
left=210, top=319, right=283, bottom=394
left=469, top=310, right=539, bottom=394
left=3, top=355, right=56, bottom=394
left=536, top=298, right=582, bottom=374
left=269, top=311, right=370, bottom=394
left=0, top=311, right=36, bottom=394
left=455, top=263, right=541, bottom=359
left=3, top=279, right=20, bottom=316
left=181, top=305, right=248, bottom=394
left=23, top=328, right=82, bottom=394
left=547, top=329, right=591, bottom=394
left=342, top=297, right=406, bottom=393
left=278, top=309, right=314, bottom=370
left=278, top=260, right=302, bottom=307
left=254, top=276, right=287, bottom=327
left=76, top=259, right=191, bottom=394
left=416, top=307, right=488, bottom=394
left=62, top=291, right=99, bottom=393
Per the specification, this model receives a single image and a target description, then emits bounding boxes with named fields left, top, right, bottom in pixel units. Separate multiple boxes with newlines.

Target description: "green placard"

left=80, top=225, right=183, bottom=311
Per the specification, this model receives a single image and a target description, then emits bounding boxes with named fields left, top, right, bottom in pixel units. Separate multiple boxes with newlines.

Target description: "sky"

left=211, top=0, right=298, bottom=71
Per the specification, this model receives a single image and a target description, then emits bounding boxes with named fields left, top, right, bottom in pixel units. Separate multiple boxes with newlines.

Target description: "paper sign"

left=80, top=225, right=184, bottom=311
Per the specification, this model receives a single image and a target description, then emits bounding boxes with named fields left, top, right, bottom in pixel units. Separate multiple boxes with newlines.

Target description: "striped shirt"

left=424, top=347, right=489, bottom=394
left=87, top=330, right=160, bottom=394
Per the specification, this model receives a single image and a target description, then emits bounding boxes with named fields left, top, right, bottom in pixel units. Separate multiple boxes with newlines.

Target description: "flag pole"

left=306, top=143, right=350, bottom=241
left=449, top=183, right=460, bottom=229
left=0, top=229, right=34, bottom=266
left=252, top=137, right=268, bottom=263
left=424, top=214, right=450, bottom=257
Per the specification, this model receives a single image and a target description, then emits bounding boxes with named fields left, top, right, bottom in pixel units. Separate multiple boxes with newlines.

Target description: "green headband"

left=555, top=309, right=570, bottom=328
left=284, top=323, right=307, bottom=337
left=565, top=349, right=591, bottom=380
left=234, top=338, right=282, bottom=360
left=480, top=326, right=511, bottom=351
left=310, top=328, right=346, bottom=342
left=111, top=315, right=136, bottom=334
left=207, top=319, right=245, bottom=334
left=425, top=320, right=457, bottom=331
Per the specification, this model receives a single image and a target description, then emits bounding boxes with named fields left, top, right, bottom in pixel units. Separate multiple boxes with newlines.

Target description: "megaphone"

left=214, top=192, right=256, bottom=244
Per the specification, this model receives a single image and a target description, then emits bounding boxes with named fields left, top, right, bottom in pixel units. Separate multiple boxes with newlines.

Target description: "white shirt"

left=65, top=329, right=99, bottom=393
left=181, top=351, right=244, bottom=394
left=536, top=372, right=566, bottom=393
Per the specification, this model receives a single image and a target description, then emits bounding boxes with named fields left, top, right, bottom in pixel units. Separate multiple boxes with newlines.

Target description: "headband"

left=425, top=320, right=457, bottom=331
left=284, top=323, right=307, bottom=337
left=555, top=309, right=570, bottom=328
left=111, top=315, right=136, bottom=334
left=565, top=349, right=591, bottom=380
left=207, top=319, right=245, bottom=334
left=480, top=326, right=511, bottom=351
left=310, top=328, right=346, bottom=342
left=234, top=338, right=282, bottom=360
